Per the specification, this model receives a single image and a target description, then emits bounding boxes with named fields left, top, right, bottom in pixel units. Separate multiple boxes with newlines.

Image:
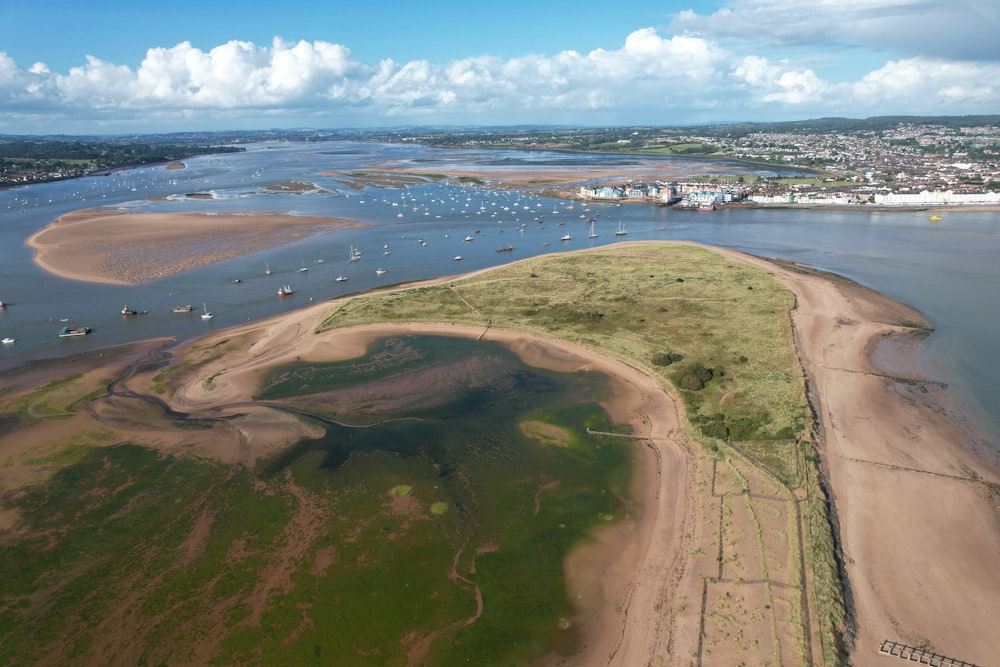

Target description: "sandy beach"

left=104, top=241, right=995, bottom=665
left=26, top=206, right=365, bottom=285
left=725, top=250, right=1000, bottom=665
left=15, top=170, right=1000, bottom=663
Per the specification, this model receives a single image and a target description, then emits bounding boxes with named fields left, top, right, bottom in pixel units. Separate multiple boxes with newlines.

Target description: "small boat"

left=121, top=305, right=138, bottom=316
left=2, top=337, right=14, bottom=345
left=349, top=245, right=361, bottom=262
left=201, top=303, right=214, bottom=320
left=0, top=301, right=6, bottom=309
left=375, top=268, right=387, bottom=275
left=336, top=275, right=348, bottom=282
left=171, top=304, right=193, bottom=313
left=453, top=255, right=462, bottom=261
left=464, top=235, right=474, bottom=242
left=615, top=220, right=627, bottom=236
left=277, top=284, right=294, bottom=297
left=265, top=263, right=272, bottom=276
left=697, top=203, right=716, bottom=212
left=58, top=325, right=91, bottom=338
left=929, top=215, right=942, bottom=221
left=561, top=234, right=572, bottom=241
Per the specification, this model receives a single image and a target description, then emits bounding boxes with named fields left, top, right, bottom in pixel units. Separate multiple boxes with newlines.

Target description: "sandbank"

left=148, top=242, right=1000, bottom=665
left=26, top=206, right=365, bottom=285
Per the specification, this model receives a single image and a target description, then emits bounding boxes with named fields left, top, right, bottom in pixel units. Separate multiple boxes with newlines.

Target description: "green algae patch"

left=521, top=419, right=573, bottom=447
left=429, top=501, right=448, bottom=514
left=390, top=484, right=412, bottom=496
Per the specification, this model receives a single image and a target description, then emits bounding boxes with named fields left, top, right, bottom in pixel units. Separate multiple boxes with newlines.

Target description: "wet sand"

left=18, top=171, right=1000, bottom=663
left=123, top=242, right=1000, bottom=665
left=26, top=207, right=366, bottom=285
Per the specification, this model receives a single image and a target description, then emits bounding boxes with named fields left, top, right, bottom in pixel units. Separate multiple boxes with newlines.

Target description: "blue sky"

left=1, top=0, right=998, bottom=134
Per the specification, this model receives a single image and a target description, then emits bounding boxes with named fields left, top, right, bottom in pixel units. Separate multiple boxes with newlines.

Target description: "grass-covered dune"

left=0, top=242, right=847, bottom=665
left=322, top=242, right=809, bottom=476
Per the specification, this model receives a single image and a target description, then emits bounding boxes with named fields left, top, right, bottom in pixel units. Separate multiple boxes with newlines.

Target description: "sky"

left=1, top=0, right=998, bottom=135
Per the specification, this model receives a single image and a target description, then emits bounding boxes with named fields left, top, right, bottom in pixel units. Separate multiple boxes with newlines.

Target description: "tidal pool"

left=254, top=334, right=636, bottom=664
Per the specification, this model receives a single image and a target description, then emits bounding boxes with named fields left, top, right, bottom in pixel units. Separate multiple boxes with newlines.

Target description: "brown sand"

left=719, top=249, right=1000, bottom=666
left=127, top=243, right=998, bottom=665
left=16, top=167, right=1000, bottom=664
left=26, top=207, right=366, bottom=285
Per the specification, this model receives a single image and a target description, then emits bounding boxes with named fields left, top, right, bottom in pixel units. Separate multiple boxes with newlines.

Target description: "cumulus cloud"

left=0, top=23, right=998, bottom=132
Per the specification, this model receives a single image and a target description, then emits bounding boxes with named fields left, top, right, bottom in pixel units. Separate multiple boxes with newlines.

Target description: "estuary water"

left=1, top=140, right=998, bottom=450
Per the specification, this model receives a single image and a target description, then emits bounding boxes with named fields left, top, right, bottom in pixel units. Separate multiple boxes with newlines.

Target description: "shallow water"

left=1, top=140, right=998, bottom=449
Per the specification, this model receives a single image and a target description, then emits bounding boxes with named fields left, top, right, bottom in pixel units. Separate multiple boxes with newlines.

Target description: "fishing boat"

left=171, top=304, right=193, bottom=313
left=277, top=284, right=294, bottom=297
left=58, top=325, right=91, bottom=337
left=349, top=245, right=361, bottom=262
left=121, top=305, right=138, bottom=316
left=201, top=303, right=214, bottom=320
left=615, top=220, right=627, bottom=236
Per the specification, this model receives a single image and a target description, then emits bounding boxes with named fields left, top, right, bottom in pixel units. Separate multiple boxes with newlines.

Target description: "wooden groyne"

left=585, top=428, right=647, bottom=439
left=879, top=640, right=979, bottom=666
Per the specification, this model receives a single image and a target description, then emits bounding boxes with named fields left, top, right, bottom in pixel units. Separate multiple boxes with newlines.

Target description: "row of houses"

left=578, top=181, right=752, bottom=206
left=750, top=190, right=1000, bottom=206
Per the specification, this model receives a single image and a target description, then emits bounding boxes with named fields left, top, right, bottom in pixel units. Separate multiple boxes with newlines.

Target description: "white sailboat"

left=589, top=220, right=598, bottom=238
left=201, top=303, right=214, bottom=320
left=615, top=220, right=627, bottom=236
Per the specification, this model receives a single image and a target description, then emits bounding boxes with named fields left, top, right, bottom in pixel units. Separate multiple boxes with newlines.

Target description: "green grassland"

left=321, top=243, right=808, bottom=458
left=0, top=242, right=846, bottom=664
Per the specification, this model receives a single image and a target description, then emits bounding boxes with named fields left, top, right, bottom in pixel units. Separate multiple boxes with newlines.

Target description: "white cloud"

left=670, top=0, right=1000, bottom=63
left=0, top=23, right=999, bottom=133
left=851, top=58, right=1000, bottom=110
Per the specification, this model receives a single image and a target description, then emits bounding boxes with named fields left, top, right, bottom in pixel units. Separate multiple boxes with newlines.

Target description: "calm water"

left=1, top=141, right=998, bottom=448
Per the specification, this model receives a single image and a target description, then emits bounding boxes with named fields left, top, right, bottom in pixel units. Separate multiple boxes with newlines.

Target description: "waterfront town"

left=4, top=118, right=1000, bottom=209
left=574, top=119, right=1000, bottom=208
